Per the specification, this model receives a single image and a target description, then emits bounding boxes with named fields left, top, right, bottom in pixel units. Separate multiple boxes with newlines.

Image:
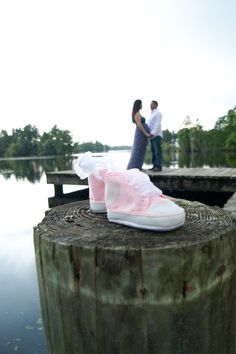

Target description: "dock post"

left=34, top=199, right=236, bottom=354
left=54, top=184, right=63, bottom=197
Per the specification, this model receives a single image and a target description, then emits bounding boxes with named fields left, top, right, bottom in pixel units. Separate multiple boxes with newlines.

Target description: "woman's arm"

left=134, top=113, right=151, bottom=137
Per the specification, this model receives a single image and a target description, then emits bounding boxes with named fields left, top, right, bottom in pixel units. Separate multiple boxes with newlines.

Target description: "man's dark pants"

left=150, top=135, right=162, bottom=169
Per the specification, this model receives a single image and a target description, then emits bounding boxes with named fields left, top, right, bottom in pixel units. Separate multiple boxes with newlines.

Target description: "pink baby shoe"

left=105, top=169, right=185, bottom=231
left=87, top=169, right=107, bottom=212
left=73, top=152, right=114, bottom=213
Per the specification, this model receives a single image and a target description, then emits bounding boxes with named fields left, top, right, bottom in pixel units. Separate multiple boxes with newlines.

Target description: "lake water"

left=0, top=150, right=235, bottom=353
left=0, top=152, right=133, bottom=354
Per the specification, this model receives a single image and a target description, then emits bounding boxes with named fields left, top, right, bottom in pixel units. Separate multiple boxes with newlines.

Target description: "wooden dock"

left=46, top=168, right=236, bottom=211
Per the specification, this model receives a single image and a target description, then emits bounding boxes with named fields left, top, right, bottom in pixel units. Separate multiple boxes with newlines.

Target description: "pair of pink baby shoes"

left=73, top=152, right=185, bottom=231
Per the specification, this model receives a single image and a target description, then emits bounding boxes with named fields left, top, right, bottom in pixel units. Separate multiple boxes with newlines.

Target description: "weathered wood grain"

left=34, top=199, right=236, bottom=354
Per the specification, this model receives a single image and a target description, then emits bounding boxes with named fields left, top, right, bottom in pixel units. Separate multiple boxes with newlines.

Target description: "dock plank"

left=46, top=168, right=236, bottom=207
left=46, top=168, right=236, bottom=191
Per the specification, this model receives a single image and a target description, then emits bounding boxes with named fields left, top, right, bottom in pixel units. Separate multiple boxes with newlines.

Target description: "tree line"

left=0, top=125, right=111, bottom=157
left=177, top=106, right=236, bottom=152
left=0, top=124, right=134, bottom=157
left=0, top=106, right=235, bottom=157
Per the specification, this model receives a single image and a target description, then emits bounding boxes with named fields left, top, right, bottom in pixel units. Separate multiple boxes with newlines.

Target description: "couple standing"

left=127, top=99, right=163, bottom=172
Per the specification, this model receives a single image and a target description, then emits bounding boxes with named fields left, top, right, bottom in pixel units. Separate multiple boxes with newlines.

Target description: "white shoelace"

left=125, top=169, right=163, bottom=196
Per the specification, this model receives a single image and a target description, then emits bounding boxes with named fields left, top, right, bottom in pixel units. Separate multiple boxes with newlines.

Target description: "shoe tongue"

left=125, top=169, right=162, bottom=196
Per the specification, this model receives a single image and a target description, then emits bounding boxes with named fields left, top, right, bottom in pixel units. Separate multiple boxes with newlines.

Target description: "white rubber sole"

left=107, top=210, right=185, bottom=231
left=90, top=201, right=107, bottom=213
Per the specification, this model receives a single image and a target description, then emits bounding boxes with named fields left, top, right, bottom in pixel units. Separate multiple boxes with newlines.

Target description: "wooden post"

left=54, top=184, right=63, bottom=197
left=34, top=199, right=236, bottom=354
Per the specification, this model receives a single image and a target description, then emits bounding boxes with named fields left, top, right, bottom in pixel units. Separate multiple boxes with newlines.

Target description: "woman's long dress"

left=127, top=117, right=150, bottom=170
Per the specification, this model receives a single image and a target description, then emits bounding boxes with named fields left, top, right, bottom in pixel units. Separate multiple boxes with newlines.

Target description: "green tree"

left=163, top=130, right=175, bottom=145
left=38, top=125, right=73, bottom=156
left=178, top=118, right=206, bottom=153
left=177, top=128, right=191, bottom=151
left=162, top=130, right=177, bottom=153
left=77, top=141, right=107, bottom=153
left=177, top=116, right=194, bottom=152
left=205, top=129, right=225, bottom=150
left=189, top=119, right=204, bottom=152
left=214, top=106, right=236, bottom=150
left=6, top=125, right=40, bottom=157
left=226, top=133, right=236, bottom=149
left=0, top=130, right=12, bottom=157
left=39, top=133, right=57, bottom=156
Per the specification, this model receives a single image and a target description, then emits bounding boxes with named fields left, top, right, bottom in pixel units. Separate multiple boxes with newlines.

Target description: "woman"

left=127, top=99, right=151, bottom=170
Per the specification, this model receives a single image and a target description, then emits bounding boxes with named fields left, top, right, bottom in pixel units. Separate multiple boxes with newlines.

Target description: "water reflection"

left=177, top=150, right=236, bottom=168
left=145, top=149, right=236, bottom=168
left=0, top=156, right=75, bottom=183
left=0, top=151, right=236, bottom=184
left=0, top=174, right=48, bottom=354
left=0, top=236, right=46, bottom=354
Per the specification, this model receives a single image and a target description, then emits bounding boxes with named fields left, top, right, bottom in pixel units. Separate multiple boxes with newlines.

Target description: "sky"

left=0, top=0, right=235, bottom=146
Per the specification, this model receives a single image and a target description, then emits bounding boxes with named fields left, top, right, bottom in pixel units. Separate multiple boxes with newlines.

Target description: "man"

left=148, top=100, right=163, bottom=172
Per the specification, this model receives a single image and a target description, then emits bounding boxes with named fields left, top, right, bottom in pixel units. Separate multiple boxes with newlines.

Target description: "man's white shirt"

left=147, top=108, right=163, bottom=138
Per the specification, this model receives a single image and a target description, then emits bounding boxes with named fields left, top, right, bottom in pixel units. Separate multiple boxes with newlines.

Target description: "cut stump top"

left=35, top=199, right=236, bottom=250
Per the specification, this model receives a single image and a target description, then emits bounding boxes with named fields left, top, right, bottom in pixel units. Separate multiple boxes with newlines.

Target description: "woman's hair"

left=132, top=99, right=142, bottom=122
